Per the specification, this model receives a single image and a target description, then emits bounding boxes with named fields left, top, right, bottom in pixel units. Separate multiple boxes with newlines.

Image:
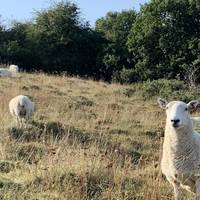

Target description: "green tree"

left=0, top=1, right=104, bottom=77
left=5, top=22, right=33, bottom=66
left=0, top=17, right=8, bottom=63
left=127, top=0, right=200, bottom=81
left=95, top=10, right=137, bottom=80
left=31, top=1, right=103, bottom=76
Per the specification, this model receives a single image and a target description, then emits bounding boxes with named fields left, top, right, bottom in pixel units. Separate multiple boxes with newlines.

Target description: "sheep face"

left=158, top=98, right=198, bottom=130
left=17, top=103, right=27, bottom=117
left=19, top=105, right=26, bottom=117
left=9, top=65, right=19, bottom=73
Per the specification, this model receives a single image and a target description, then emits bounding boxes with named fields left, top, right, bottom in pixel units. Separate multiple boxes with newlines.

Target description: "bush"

left=141, top=79, right=200, bottom=102
left=112, top=68, right=139, bottom=84
left=141, top=79, right=187, bottom=99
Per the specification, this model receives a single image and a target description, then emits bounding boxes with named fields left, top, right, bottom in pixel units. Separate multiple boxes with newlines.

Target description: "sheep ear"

left=187, top=100, right=199, bottom=112
left=157, top=98, right=168, bottom=109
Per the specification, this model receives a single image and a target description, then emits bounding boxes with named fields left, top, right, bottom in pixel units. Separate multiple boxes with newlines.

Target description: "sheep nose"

left=171, top=119, right=180, bottom=127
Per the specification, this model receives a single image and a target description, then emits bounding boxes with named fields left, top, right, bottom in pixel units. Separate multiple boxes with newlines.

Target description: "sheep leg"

left=16, top=117, right=20, bottom=127
left=195, top=180, right=200, bottom=200
left=24, top=118, right=28, bottom=128
left=171, top=181, right=183, bottom=200
left=20, top=118, right=24, bottom=128
left=24, top=114, right=30, bottom=128
left=21, top=118, right=27, bottom=128
left=19, top=118, right=23, bottom=128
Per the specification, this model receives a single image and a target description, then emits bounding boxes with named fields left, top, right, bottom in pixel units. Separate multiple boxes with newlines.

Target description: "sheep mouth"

left=19, top=110, right=26, bottom=117
left=173, top=124, right=184, bottom=129
left=173, top=124, right=180, bottom=128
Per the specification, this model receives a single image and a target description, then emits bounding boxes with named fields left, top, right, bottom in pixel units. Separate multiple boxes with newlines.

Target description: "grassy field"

left=0, top=73, right=199, bottom=199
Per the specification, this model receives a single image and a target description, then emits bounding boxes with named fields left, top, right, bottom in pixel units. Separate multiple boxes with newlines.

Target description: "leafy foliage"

left=142, top=79, right=200, bottom=102
left=0, top=0, right=200, bottom=83
left=112, top=68, right=139, bottom=83
left=127, top=0, right=200, bottom=81
left=0, top=1, right=104, bottom=77
left=95, top=10, right=137, bottom=80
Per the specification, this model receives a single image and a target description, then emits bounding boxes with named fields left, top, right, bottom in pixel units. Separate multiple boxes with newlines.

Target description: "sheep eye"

left=166, top=106, right=168, bottom=109
left=185, top=107, right=188, bottom=111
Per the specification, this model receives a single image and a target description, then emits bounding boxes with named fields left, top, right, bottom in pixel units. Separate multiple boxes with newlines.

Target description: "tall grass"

left=0, top=74, right=198, bottom=199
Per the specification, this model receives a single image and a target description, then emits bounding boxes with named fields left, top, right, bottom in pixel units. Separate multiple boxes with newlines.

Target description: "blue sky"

left=0, top=0, right=149, bottom=26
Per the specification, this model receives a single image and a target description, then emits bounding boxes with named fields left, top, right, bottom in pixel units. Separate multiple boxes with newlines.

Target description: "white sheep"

left=0, top=69, right=12, bottom=77
left=0, top=64, right=19, bottom=77
left=158, top=98, right=200, bottom=200
left=9, top=95, right=35, bottom=127
left=9, top=64, right=19, bottom=73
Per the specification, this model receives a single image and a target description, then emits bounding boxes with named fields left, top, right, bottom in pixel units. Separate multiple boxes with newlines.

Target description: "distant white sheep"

left=9, top=64, right=19, bottom=73
left=9, top=95, right=35, bottom=127
left=0, top=69, right=12, bottom=77
left=158, top=98, right=200, bottom=200
left=0, top=64, right=19, bottom=77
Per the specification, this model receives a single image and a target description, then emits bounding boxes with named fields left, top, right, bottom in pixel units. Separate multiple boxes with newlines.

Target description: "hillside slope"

left=0, top=73, right=198, bottom=199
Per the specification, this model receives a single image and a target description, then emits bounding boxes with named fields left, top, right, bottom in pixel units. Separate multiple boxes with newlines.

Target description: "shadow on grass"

left=8, top=121, right=145, bottom=166
left=8, top=120, right=96, bottom=146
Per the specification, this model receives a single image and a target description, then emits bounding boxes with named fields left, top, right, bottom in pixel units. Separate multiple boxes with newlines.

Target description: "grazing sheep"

left=0, top=64, right=19, bottom=77
left=9, top=64, right=19, bottom=73
left=158, top=98, right=200, bottom=200
left=0, top=69, right=12, bottom=77
left=9, top=95, right=35, bottom=127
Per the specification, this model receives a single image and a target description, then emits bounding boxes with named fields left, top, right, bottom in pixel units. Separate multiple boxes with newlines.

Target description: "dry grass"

left=0, top=73, right=197, bottom=199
